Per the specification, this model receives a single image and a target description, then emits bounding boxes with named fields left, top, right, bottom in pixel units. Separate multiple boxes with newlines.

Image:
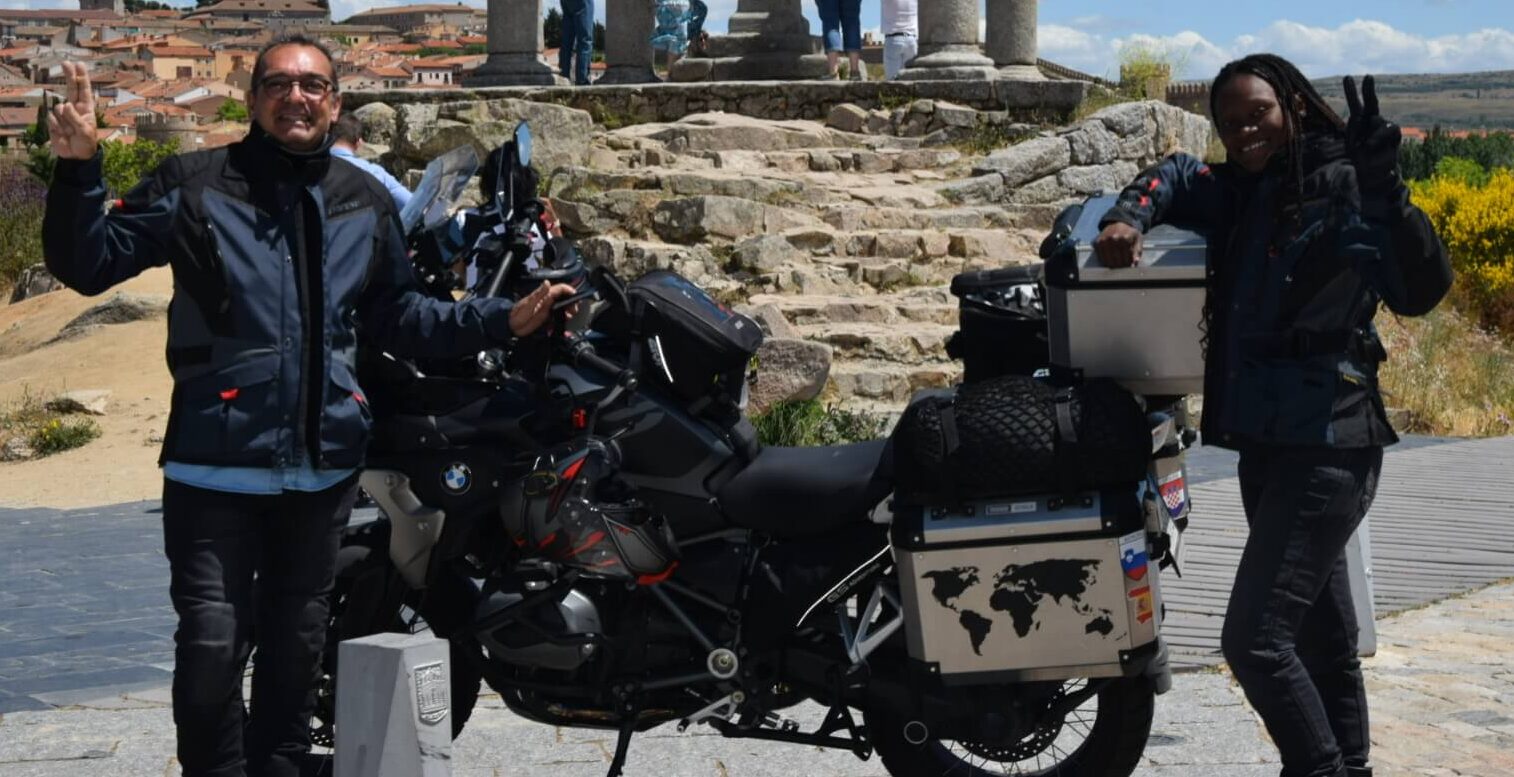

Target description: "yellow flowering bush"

left=1411, top=169, right=1514, bottom=331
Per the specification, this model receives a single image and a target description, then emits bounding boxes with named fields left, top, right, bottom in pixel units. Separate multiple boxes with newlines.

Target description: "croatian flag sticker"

left=1158, top=470, right=1188, bottom=518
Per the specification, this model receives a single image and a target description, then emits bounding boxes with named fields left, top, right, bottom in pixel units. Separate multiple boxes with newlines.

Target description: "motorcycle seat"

left=716, top=440, right=892, bottom=536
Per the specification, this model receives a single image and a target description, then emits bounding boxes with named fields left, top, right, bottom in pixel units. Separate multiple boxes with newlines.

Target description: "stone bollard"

left=336, top=632, right=453, bottom=777
left=1347, top=523, right=1378, bottom=656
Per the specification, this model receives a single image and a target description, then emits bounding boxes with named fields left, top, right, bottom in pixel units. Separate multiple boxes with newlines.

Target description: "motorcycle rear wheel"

left=867, top=676, right=1154, bottom=777
left=309, top=519, right=483, bottom=745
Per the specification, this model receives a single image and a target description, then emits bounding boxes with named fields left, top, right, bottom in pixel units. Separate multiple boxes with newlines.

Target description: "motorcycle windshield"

left=400, top=145, right=482, bottom=235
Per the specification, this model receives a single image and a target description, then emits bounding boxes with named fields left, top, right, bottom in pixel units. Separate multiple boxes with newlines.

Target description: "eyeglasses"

left=257, top=76, right=334, bottom=99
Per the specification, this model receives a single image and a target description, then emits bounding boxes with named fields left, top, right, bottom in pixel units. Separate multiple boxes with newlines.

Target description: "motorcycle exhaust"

left=902, top=720, right=930, bottom=746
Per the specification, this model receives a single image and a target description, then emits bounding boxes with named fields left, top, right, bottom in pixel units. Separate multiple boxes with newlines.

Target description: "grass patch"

left=1376, top=306, right=1514, bottom=436
left=952, top=119, right=1024, bottom=157
left=1071, top=86, right=1136, bottom=124
left=753, top=399, right=888, bottom=447
left=0, top=390, right=103, bottom=459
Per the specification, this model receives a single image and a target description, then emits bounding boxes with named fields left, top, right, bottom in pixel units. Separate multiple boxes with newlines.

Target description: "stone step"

left=816, top=204, right=1026, bottom=232
left=826, top=359, right=962, bottom=405
left=748, top=290, right=958, bottom=327
left=710, top=147, right=963, bottom=176
left=797, top=321, right=957, bottom=365
left=780, top=227, right=1039, bottom=265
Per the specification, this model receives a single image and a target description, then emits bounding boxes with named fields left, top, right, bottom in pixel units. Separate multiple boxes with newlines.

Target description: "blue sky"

left=3, top=0, right=1510, bottom=77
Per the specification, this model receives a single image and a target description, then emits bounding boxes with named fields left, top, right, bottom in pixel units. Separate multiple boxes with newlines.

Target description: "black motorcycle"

left=310, top=123, right=1189, bottom=777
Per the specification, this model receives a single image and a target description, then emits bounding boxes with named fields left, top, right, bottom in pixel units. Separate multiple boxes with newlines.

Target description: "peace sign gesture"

left=1342, top=74, right=1402, bottom=198
left=47, top=61, right=99, bottom=161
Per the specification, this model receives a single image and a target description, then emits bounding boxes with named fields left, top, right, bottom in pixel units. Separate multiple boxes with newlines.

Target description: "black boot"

left=1345, top=765, right=1373, bottom=777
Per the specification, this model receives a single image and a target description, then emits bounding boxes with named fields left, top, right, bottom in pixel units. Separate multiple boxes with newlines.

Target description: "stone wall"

left=342, top=78, right=1091, bottom=128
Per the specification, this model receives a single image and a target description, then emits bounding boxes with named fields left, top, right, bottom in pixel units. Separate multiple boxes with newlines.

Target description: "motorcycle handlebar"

left=568, top=338, right=638, bottom=392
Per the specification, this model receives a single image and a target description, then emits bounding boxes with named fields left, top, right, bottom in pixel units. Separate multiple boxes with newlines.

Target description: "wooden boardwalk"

left=1162, top=436, right=1514, bottom=668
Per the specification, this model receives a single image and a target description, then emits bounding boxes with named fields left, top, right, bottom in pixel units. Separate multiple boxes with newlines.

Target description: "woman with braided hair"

left=1094, top=53, right=1452, bottom=777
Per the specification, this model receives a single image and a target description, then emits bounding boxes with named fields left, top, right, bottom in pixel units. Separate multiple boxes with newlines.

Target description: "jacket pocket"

left=320, top=364, right=372, bottom=466
left=1231, top=355, right=1340, bottom=445
left=171, top=354, right=281, bottom=463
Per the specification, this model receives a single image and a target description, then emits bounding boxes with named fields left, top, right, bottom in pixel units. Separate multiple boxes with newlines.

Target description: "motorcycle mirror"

left=494, top=142, right=512, bottom=220
left=514, top=121, right=532, bottom=168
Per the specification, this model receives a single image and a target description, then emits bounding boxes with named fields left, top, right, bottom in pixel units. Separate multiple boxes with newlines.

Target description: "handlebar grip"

left=573, top=342, right=638, bottom=392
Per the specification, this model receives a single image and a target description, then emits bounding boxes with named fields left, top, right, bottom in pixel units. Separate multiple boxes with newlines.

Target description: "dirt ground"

left=0, top=268, right=174, bottom=509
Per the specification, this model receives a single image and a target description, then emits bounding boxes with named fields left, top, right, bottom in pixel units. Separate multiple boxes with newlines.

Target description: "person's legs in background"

left=840, top=0, right=864, bottom=80
left=883, top=33, right=917, bottom=79
left=815, top=0, right=841, bottom=76
left=572, top=0, right=595, bottom=85
left=559, top=0, right=585, bottom=81
left=687, top=0, right=709, bottom=55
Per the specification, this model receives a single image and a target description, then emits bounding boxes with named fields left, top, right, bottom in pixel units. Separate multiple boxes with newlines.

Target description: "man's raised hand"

left=48, top=61, right=98, bottom=161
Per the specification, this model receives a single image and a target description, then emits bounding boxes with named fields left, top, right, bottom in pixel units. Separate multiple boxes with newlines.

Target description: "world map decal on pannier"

left=892, top=374, right=1150, bottom=504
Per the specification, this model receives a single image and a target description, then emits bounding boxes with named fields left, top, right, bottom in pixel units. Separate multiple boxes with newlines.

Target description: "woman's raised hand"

left=1093, top=222, right=1144, bottom=268
left=48, top=61, right=99, bottom=161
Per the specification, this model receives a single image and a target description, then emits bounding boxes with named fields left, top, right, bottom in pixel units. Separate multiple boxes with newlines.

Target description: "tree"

left=101, top=137, right=179, bottom=198
left=215, top=100, right=249, bottom=122
left=593, top=21, right=604, bottom=52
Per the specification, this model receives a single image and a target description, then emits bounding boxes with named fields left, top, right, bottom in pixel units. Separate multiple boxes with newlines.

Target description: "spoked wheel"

left=309, top=519, right=483, bottom=746
left=868, top=676, right=1154, bottom=777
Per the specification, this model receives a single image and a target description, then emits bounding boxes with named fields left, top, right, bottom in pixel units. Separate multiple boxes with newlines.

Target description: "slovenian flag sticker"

left=1158, top=470, right=1188, bottom=518
left=1119, top=531, right=1149, bottom=581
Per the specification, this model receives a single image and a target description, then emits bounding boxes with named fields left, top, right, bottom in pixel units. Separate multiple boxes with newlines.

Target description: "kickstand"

left=604, top=715, right=636, bottom=777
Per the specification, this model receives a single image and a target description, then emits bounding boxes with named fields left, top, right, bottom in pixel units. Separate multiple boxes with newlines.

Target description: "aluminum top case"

left=1043, top=194, right=1209, bottom=396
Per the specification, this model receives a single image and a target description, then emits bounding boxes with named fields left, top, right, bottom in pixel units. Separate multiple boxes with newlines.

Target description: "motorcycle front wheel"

left=308, top=518, right=483, bottom=746
left=867, top=676, right=1154, bottom=777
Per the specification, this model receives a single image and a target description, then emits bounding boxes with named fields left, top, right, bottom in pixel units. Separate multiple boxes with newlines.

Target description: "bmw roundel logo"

left=441, top=463, right=472, bottom=495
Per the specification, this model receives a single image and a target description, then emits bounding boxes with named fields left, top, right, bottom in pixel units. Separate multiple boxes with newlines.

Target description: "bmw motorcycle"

left=310, top=123, right=1191, bottom=777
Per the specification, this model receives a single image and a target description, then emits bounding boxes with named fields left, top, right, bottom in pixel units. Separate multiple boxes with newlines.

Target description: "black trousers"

left=161, top=476, right=359, bottom=777
left=1222, top=445, right=1381, bottom=777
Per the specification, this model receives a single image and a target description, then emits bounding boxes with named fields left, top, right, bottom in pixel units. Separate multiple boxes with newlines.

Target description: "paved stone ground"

left=1, top=436, right=1507, bottom=776
left=8, top=581, right=1514, bottom=776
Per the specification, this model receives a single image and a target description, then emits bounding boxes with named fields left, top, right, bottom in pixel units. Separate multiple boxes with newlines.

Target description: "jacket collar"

left=224, top=122, right=334, bottom=185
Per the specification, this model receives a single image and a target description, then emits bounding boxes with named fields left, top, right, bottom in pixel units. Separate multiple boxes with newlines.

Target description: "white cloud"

left=1039, top=17, right=1514, bottom=80
left=0, top=0, right=80, bottom=8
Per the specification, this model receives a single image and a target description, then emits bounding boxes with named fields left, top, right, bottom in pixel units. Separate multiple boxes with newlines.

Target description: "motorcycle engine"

left=473, top=577, right=603, bottom=672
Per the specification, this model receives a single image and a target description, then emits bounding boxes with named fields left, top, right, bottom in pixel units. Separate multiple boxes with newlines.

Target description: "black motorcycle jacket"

left=43, top=126, right=517, bottom=470
left=1100, top=132, right=1451, bottom=450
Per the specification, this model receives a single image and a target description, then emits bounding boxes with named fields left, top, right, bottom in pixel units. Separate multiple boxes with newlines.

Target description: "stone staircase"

left=536, top=104, right=1212, bottom=413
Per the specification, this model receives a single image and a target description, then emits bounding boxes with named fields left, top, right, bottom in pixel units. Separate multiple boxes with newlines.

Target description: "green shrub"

left=101, top=137, right=179, bottom=198
left=28, top=416, right=102, bottom=456
left=753, top=399, right=887, bottom=447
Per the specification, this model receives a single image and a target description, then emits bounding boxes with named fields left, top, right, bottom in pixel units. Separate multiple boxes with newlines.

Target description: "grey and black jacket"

left=43, top=127, right=516, bottom=470
left=1100, top=133, right=1451, bottom=450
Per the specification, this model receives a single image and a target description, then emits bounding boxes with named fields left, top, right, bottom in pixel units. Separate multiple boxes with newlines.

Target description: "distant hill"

left=1310, top=70, right=1514, bottom=131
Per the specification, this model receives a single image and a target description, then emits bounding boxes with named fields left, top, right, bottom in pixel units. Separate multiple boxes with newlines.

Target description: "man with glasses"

left=41, top=35, right=575, bottom=777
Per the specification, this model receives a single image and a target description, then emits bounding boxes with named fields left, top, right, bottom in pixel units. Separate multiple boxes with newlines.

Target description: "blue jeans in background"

left=815, top=0, right=861, bottom=52
left=688, top=0, right=708, bottom=49
left=559, top=0, right=594, bottom=85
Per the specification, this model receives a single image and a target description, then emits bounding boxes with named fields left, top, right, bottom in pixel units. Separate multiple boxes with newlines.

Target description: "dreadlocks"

left=1210, top=54, right=1346, bottom=218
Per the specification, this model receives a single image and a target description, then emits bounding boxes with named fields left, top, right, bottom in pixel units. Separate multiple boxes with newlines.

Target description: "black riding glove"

left=1343, top=75, right=1407, bottom=221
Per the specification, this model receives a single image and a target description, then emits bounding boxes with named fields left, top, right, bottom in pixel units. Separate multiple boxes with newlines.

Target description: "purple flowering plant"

left=0, top=158, right=47, bottom=288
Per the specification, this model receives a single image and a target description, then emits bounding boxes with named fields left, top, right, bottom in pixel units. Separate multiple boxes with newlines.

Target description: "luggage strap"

left=1052, top=387, right=1082, bottom=499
